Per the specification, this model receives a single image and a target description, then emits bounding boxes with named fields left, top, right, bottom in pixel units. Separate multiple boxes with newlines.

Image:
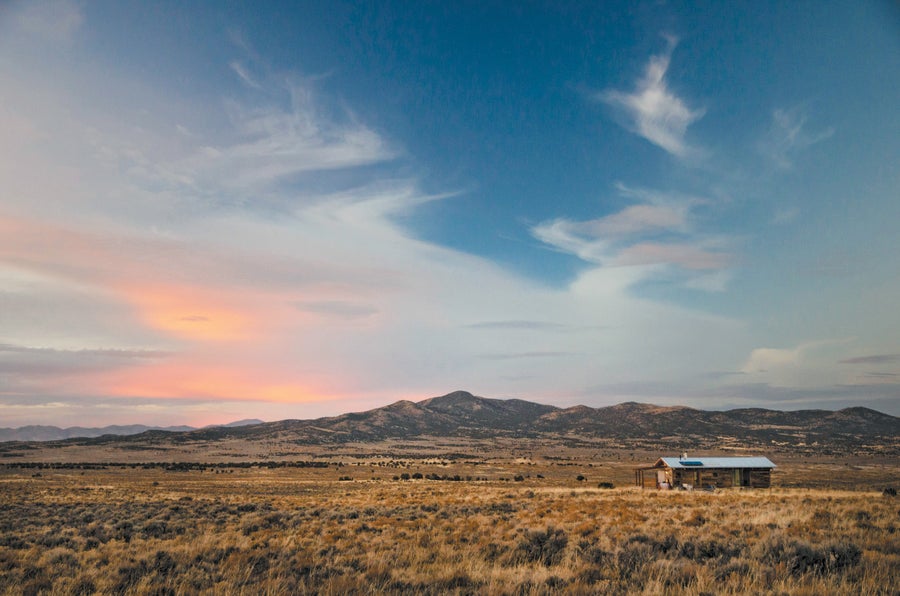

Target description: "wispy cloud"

left=0, top=342, right=169, bottom=397
left=229, top=61, right=262, bottom=89
left=464, top=321, right=567, bottom=331
left=772, top=206, right=800, bottom=225
left=7, top=8, right=890, bottom=425
left=760, top=107, right=835, bottom=169
left=599, top=37, right=705, bottom=159
left=478, top=352, right=573, bottom=361
left=294, top=301, right=379, bottom=320
left=840, top=354, right=900, bottom=365
left=532, top=185, right=730, bottom=288
left=613, top=241, right=730, bottom=270
left=0, top=343, right=169, bottom=359
left=182, top=81, right=397, bottom=195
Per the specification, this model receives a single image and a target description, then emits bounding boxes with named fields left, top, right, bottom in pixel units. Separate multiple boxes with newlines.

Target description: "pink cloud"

left=613, top=242, right=730, bottom=270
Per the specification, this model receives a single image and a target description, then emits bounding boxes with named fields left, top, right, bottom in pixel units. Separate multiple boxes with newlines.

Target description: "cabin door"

left=733, top=469, right=741, bottom=486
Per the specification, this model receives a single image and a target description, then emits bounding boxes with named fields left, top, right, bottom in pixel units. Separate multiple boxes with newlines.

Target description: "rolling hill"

left=1, top=391, right=897, bottom=457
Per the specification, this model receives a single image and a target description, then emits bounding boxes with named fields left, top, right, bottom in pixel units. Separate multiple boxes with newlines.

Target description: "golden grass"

left=1, top=463, right=898, bottom=595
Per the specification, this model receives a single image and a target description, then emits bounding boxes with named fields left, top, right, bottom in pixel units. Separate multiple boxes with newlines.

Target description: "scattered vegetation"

left=1, top=464, right=897, bottom=594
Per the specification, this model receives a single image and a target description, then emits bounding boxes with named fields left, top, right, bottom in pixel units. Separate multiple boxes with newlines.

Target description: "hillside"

left=1, top=391, right=896, bottom=458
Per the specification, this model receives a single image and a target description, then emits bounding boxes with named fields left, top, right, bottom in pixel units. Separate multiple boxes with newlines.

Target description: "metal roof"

left=658, top=456, right=776, bottom=469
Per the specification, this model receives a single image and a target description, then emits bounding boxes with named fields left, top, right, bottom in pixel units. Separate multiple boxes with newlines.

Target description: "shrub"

left=511, top=527, right=568, bottom=567
left=760, top=538, right=861, bottom=576
left=152, top=550, right=177, bottom=576
left=113, top=561, right=149, bottom=594
left=684, top=512, right=707, bottom=527
left=71, top=577, right=96, bottom=596
left=597, top=481, right=614, bottom=489
left=615, top=542, right=653, bottom=579
left=679, top=539, right=739, bottom=562
left=883, top=487, right=897, bottom=497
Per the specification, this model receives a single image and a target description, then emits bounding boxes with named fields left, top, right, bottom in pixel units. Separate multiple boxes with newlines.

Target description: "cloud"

left=229, top=61, right=262, bottom=89
left=760, top=107, right=835, bottom=169
left=531, top=184, right=730, bottom=289
left=464, top=321, right=567, bottom=331
left=613, top=242, right=730, bottom=270
left=478, top=352, right=574, bottom=361
left=840, top=354, right=900, bottom=365
left=1, top=14, right=845, bottom=426
left=742, top=346, right=805, bottom=373
left=294, top=301, right=379, bottom=320
left=179, top=81, right=397, bottom=196
left=772, top=206, right=800, bottom=225
left=0, top=343, right=169, bottom=360
left=599, top=37, right=705, bottom=158
left=683, top=270, right=732, bottom=293
left=0, top=342, right=170, bottom=398
left=737, top=339, right=865, bottom=390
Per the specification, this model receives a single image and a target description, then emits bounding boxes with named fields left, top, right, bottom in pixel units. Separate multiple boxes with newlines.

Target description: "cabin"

left=634, top=455, right=776, bottom=490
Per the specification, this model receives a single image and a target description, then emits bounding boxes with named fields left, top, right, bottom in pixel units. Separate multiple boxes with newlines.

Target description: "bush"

left=511, top=527, right=568, bottom=567
left=597, top=481, right=614, bottom=489
left=761, top=538, right=861, bottom=576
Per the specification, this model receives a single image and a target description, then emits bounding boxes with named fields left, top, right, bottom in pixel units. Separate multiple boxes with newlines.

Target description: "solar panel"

left=681, top=461, right=703, bottom=466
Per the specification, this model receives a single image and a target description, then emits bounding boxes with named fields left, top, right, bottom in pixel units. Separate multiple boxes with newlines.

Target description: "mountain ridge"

left=0, top=419, right=264, bottom=442
left=2, top=392, right=897, bottom=455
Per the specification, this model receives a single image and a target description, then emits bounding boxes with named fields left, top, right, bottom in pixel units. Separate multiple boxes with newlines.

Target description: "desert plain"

left=1, top=444, right=897, bottom=595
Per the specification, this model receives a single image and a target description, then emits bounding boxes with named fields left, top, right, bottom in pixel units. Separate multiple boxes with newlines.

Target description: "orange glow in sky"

left=122, top=285, right=255, bottom=342
left=103, top=363, right=328, bottom=404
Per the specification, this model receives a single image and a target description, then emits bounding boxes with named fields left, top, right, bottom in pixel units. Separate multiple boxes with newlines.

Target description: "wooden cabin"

left=634, top=456, right=775, bottom=490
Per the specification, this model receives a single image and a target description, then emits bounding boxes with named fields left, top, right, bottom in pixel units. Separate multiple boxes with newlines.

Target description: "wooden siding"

left=748, top=469, right=771, bottom=488
left=636, top=466, right=772, bottom=489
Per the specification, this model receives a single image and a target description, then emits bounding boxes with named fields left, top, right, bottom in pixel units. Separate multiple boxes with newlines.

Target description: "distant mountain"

left=3, top=391, right=896, bottom=455
left=220, top=419, right=265, bottom=428
left=145, top=390, right=899, bottom=454
left=0, top=419, right=263, bottom=442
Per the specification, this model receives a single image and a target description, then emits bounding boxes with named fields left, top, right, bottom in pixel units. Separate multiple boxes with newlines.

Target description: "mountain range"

left=0, top=419, right=263, bottom=442
left=9, top=391, right=895, bottom=456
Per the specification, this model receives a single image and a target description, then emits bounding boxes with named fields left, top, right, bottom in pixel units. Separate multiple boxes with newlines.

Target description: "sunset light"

left=1, top=1, right=897, bottom=427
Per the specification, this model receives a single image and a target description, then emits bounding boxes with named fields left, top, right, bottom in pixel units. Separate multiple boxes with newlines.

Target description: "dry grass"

left=1, top=462, right=898, bottom=595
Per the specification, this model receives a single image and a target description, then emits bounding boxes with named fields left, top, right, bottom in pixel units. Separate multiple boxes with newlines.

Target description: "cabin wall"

left=748, top=469, right=771, bottom=488
left=671, top=468, right=771, bottom=489
left=639, top=463, right=774, bottom=489
left=673, top=468, right=733, bottom=489
left=637, top=470, right=656, bottom=489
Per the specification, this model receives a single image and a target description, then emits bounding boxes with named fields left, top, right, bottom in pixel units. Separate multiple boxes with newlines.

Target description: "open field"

left=2, top=458, right=898, bottom=595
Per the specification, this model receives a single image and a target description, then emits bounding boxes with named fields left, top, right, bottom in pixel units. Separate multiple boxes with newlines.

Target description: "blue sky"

left=0, top=0, right=898, bottom=426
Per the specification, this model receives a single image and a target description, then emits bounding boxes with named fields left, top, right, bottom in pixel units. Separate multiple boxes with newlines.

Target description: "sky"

left=1, top=1, right=898, bottom=427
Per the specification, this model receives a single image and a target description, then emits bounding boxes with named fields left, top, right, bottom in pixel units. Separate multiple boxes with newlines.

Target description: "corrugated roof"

left=658, top=456, right=776, bottom=469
